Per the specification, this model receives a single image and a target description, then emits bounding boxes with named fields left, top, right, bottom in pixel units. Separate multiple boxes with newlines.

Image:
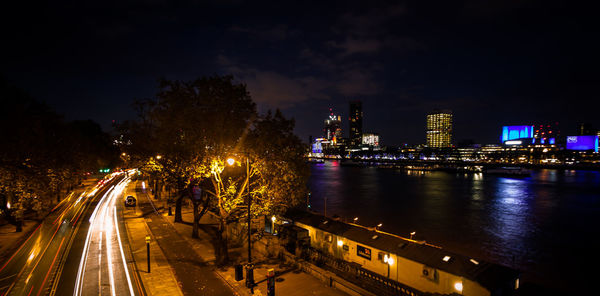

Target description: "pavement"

left=132, top=181, right=234, bottom=296
left=122, top=183, right=182, bottom=296
left=154, top=191, right=349, bottom=296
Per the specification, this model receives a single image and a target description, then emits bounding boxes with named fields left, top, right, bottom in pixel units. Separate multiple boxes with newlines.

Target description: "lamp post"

left=227, top=154, right=254, bottom=292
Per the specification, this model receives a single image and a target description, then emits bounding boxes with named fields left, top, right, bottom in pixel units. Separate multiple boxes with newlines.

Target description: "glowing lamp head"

left=388, top=257, right=394, bottom=265
left=6, top=202, right=10, bottom=209
left=226, top=158, right=236, bottom=166
left=454, top=282, right=463, bottom=292
left=353, top=217, right=358, bottom=222
left=377, top=223, right=383, bottom=227
left=156, top=155, right=162, bottom=160
left=337, top=240, right=343, bottom=247
left=271, top=216, right=276, bottom=222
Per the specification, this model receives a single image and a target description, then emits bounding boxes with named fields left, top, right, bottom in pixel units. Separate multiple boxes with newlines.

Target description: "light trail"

left=73, top=186, right=114, bottom=296
left=73, top=177, right=136, bottom=296
left=113, top=205, right=135, bottom=296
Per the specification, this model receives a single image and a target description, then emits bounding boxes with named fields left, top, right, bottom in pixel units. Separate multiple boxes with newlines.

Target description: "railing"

left=303, top=247, right=429, bottom=296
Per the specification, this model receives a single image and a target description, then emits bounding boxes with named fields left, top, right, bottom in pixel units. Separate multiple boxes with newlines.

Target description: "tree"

left=0, top=78, right=118, bottom=231
left=122, top=76, right=309, bottom=265
left=200, top=110, right=309, bottom=265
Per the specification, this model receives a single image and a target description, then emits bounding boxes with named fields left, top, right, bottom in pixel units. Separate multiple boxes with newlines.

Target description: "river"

left=307, top=160, right=600, bottom=292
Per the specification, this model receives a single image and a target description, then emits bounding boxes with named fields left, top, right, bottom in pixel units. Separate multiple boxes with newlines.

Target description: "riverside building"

left=426, top=110, right=453, bottom=148
left=283, top=210, right=519, bottom=296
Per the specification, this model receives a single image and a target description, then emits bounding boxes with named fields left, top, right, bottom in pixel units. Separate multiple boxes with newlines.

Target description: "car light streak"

left=73, top=177, right=136, bottom=296
left=74, top=186, right=114, bottom=296
left=114, top=205, right=135, bottom=296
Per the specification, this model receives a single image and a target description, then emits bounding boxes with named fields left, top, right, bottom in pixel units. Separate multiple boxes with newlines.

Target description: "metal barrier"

left=303, top=247, right=452, bottom=296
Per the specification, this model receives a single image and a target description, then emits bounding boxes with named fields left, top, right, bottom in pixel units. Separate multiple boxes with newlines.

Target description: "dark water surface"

left=308, top=161, right=600, bottom=292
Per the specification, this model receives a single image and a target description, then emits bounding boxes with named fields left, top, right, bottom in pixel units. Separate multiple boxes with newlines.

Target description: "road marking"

left=36, top=237, right=65, bottom=296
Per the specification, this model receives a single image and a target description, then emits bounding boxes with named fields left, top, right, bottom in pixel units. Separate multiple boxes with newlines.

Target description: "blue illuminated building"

left=566, top=136, right=599, bottom=152
left=501, top=125, right=533, bottom=142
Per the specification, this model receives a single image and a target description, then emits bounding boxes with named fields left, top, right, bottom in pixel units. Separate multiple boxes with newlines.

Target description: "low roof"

left=284, top=209, right=519, bottom=291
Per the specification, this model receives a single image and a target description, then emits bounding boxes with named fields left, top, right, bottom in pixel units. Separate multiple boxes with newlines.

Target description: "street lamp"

left=271, top=215, right=276, bottom=234
left=226, top=153, right=254, bottom=291
left=410, top=231, right=416, bottom=240
left=384, top=254, right=394, bottom=278
left=353, top=217, right=358, bottom=223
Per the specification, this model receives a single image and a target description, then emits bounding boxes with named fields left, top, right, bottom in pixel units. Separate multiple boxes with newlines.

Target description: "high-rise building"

left=324, top=108, right=342, bottom=144
left=349, top=101, right=363, bottom=147
left=578, top=123, right=597, bottom=136
left=426, top=110, right=453, bottom=148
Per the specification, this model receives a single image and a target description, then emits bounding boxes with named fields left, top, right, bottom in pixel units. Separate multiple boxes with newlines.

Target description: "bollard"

left=146, top=235, right=151, bottom=273
left=267, top=268, right=275, bottom=296
left=246, top=264, right=255, bottom=292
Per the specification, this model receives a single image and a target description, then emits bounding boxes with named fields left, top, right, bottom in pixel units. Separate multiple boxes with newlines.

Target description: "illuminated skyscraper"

left=324, top=108, right=342, bottom=143
left=426, top=110, right=453, bottom=148
left=349, top=101, right=363, bottom=147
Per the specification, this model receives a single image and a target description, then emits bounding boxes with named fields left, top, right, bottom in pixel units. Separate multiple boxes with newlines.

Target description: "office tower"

left=426, top=110, right=453, bottom=148
left=349, top=101, right=363, bottom=147
left=578, top=123, right=597, bottom=136
left=324, top=108, right=342, bottom=143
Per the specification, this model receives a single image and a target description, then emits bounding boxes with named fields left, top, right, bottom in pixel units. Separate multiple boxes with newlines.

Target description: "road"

left=0, top=176, right=117, bottom=296
left=71, top=177, right=141, bottom=296
left=0, top=172, right=144, bottom=296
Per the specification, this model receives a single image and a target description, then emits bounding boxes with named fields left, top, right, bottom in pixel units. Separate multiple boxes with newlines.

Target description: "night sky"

left=2, top=0, right=599, bottom=145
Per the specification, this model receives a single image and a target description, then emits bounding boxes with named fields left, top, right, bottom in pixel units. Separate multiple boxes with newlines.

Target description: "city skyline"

left=2, top=1, right=599, bottom=146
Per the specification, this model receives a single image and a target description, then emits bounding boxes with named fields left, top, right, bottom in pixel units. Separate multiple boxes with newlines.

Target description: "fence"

left=303, top=247, right=452, bottom=296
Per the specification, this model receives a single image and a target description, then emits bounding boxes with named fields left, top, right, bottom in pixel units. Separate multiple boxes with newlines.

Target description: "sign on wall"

left=357, top=245, right=371, bottom=260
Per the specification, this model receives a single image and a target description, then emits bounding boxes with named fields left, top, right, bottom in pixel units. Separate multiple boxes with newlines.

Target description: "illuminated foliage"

left=121, top=76, right=308, bottom=265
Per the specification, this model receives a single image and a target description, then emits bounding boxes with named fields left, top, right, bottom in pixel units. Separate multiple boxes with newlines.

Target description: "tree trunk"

left=192, top=201, right=200, bottom=238
left=15, top=220, right=22, bottom=232
left=174, top=194, right=184, bottom=223
left=215, top=220, right=230, bottom=266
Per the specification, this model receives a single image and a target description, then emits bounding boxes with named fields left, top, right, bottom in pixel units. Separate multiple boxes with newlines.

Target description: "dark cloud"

left=1, top=0, right=599, bottom=145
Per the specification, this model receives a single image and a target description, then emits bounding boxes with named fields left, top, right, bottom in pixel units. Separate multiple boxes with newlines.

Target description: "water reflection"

left=308, top=162, right=600, bottom=292
left=490, top=178, right=531, bottom=254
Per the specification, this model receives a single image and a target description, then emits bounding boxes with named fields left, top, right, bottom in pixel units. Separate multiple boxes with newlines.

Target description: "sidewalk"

left=122, top=182, right=183, bottom=296
left=131, top=181, right=234, bottom=296
left=159, top=199, right=349, bottom=296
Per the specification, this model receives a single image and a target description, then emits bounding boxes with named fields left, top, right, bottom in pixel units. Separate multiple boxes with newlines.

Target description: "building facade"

left=283, top=210, right=519, bottom=296
left=533, top=122, right=560, bottom=145
left=362, top=133, right=380, bottom=148
left=349, top=101, right=363, bottom=147
left=426, top=110, right=453, bottom=148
